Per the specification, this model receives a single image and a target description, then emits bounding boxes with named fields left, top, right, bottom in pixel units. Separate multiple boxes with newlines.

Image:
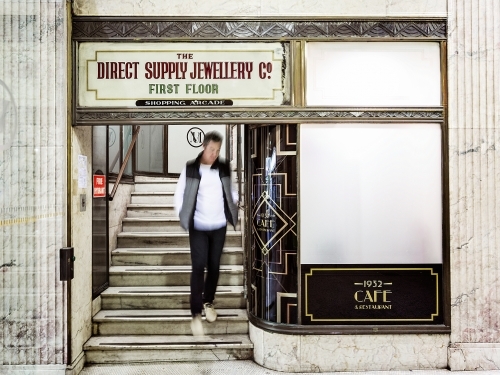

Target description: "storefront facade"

left=1, top=0, right=500, bottom=374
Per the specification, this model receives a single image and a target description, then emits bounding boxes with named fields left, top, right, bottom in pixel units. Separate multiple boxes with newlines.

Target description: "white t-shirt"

left=175, top=163, right=237, bottom=231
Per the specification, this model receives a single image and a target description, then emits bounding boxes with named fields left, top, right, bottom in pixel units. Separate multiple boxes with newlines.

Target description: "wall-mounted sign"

left=93, top=174, right=106, bottom=198
left=301, top=264, right=443, bottom=324
left=187, top=127, right=205, bottom=148
left=78, top=42, right=288, bottom=107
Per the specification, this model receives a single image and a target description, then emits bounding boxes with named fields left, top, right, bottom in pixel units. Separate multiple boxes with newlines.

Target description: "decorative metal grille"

left=73, top=19, right=446, bottom=40
left=75, top=109, right=444, bottom=124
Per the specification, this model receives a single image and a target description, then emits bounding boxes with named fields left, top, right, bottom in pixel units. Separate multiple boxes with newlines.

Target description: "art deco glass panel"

left=248, top=124, right=298, bottom=324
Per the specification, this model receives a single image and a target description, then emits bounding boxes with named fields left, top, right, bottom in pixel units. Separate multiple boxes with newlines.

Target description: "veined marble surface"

left=0, top=365, right=66, bottom=375
left=250, top=324, right=449, bottom=372
left=447, top=0, right=500, bottom=369
left=73, top=0, right=446, bottom=17
left=69, top=126, right=93, bottom=363
left=1, top=0, right=68, bottom=367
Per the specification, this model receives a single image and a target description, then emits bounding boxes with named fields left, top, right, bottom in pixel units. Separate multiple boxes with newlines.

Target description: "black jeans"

left=189, top=225, right=227, bottom=316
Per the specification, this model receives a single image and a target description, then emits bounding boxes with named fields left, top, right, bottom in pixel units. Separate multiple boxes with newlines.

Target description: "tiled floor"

left=80, top=361, right=500, bottom=375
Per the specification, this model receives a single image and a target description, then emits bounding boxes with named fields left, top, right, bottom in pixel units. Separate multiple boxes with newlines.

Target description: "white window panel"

left=300, top=123, right=442, bottom=264
left=306, top=42, right=441, bottom=107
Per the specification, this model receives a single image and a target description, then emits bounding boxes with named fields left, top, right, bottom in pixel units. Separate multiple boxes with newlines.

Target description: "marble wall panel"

left=251, top=325, right=449, bottom=372
left=0, top=365, right=66, bottom=375
left=109, top=183, right=133, bottom=265
left=248, top=323, right=264, bottom=365
left=0, top=0, right=68, bottom=367
left=300, top=334, right=449, bottom=372
left=109, top=183, right=133, bottom=229
left=109, top=224, right=120, bottom=254
left=261, top=330, right=300, bottom=372
left=69, top=126, right=93, bottom=364
left=73, top=0, right=446, bottom=17
left=449, top=343, right=500, bottom=370
left=447, top=0, right=500, bottom=369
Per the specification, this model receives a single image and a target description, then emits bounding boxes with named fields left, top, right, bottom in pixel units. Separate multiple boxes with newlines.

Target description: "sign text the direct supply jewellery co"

left=78, top=42, right=288, bottom=107
left=301, top=264, right=443, bottom=325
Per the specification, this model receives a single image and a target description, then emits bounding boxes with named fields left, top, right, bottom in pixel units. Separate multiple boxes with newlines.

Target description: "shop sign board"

left=78, top=42, right=288, bottom=107
left=301, top=264, right=443, bottom=324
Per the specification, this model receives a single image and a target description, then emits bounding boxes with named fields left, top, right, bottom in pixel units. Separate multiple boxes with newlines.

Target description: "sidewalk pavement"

left=80, top=361, right=500, bottom=375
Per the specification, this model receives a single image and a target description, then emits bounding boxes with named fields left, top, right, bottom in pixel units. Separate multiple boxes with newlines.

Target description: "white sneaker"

left=203, top=303, right=217, bottom=323
left=190, top=314, right=204, bottom=336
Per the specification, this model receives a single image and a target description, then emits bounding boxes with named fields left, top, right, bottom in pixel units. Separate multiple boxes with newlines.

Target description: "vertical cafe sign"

left=78, top=42, right=288, bottom=107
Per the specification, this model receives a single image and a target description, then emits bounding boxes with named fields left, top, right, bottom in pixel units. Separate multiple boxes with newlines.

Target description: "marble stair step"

left=117, top=231, right=242, bottom=248
left=84, top=334, right=253, bottom=363
left=100, top=286, right=246, bottom=310
left=135, top=176, right=179, bottom=183
left=109, top=265, right=243, bottom=286
left=121, top=217, right=182, bottom=232
left=112, top=247, right=243, bottom=266
left=92, top=309, right=249, bottom=335
left=126, top=204, right=177, bottom=217
left=130, top=191, right=175, bottom=204
left=122, top=217, right=242, bottom=232
left=133, top=180, right=178, bottom=192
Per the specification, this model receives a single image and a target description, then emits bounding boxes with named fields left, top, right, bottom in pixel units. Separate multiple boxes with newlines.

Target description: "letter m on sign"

left=190, top=131, right=202, bottom=143
left=187, top=127, right=204, bottom=147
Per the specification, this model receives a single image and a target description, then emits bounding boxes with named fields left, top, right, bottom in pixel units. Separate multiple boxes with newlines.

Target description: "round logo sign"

left=187, top=127, right=205, bottom=148
left=108, top=127, right=117, bottom=147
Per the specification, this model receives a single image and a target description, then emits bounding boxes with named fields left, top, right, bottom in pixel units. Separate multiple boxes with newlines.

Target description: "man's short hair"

left=203, top=131, right=223, bottom=146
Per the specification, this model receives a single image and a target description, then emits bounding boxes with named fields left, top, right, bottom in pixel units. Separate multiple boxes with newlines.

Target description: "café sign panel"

left=301, top=264, right=443, bottom=324
left=78, top=42, right=288, bottom=107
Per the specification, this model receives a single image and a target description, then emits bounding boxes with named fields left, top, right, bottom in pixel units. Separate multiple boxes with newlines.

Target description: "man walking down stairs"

left=174, top=131, right=240, bottom=337
left=83, top=174, right=252, bottom=363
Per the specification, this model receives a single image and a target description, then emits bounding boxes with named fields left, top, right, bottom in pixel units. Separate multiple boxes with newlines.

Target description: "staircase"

left=84, top=176, right=253, bottom=364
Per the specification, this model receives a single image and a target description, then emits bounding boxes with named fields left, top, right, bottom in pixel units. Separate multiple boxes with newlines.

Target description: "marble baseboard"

left=449, top=343, right=500, bottom=371
left=250, top=324, right=449, bottom=372
left=65, top=351, right=85, bottom=375
left=92, top=296, right=102, bottom=318
left=0, top=365, right=66, bottom=375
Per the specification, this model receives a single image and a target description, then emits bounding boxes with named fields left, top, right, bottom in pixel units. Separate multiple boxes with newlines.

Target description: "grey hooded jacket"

left=178, top=153, right=238, bottom=231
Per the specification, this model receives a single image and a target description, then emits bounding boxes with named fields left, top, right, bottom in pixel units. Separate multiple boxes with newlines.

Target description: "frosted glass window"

left=300, top=123, right=442, bottom=264
left=108, top=126, right=120, bottom=174
left=306, top=42, right=441, bottom=106
left=136, top=125, right=164, bottom=173
left=122, top=125, right=133, bottom=176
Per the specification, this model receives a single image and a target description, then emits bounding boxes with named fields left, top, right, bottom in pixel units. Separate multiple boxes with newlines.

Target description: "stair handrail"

left=109, top=126, right=141, bottom=201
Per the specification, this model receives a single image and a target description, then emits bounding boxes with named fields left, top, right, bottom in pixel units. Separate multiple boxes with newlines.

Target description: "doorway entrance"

left=91, top=124, right=242, bottom=298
